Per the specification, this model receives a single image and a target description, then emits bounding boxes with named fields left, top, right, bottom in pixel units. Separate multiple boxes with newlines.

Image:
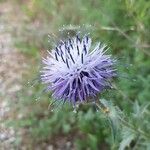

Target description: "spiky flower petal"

left=41, top=35, right=116, bottom=105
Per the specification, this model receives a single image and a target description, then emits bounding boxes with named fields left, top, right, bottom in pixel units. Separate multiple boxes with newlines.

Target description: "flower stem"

left=96, top=100, right=150, bottom=140
left=118, top=116, right=150, bottom=139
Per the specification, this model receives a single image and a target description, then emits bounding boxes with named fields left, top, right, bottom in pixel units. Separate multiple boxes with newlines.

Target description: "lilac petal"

left=41, top=35, right=117, bottom=105
left=88, top=80, right=99, bottom=92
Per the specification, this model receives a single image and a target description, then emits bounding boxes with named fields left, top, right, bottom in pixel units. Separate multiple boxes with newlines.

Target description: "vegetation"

left=3, top=0, right=150, bottom=149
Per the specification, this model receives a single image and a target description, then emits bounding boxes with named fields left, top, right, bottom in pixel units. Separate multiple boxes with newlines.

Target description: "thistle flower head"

left=41, top=35, right=116, bottom=105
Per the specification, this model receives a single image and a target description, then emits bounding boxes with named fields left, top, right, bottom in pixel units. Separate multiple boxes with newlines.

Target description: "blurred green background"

left=0, top=0, right=150, bottom=149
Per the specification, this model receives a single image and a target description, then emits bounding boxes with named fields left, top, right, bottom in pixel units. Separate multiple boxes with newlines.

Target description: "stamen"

left=56, top=47, right=60, bottom=55
left=81, top=53, right=84, bottom=64
left=70, top=43, right=73, bottom=49
left=67, top=46, right=70, bottom=53
left=77, top=45, right=80, bottom=55
left=83, top=44, right=87, bottom=54
left=66, top=58, right=70, bottom=68
left=76, top=35, right=81, bottom=43
left=61, top=53, right=65, bottom=63
left=55, top=52, right=58, bottom=61
left=59, top=45, right=63, bottom=54
left=65, top=41, right=68, bottom=50
left=69, top=53, right=75, bottom=64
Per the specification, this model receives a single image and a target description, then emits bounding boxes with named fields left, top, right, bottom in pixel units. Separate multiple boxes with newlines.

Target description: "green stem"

left=96, top=100, right=150, bottom=140
left=118, top=116, right=150, bottom=139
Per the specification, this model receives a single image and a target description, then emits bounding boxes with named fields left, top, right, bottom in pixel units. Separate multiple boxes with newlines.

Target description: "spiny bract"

left=41, top=35, right=116, bottom=105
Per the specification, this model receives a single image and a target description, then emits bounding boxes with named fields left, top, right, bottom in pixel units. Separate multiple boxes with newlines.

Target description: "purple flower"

left=41, top=35, right=116, bottom=105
